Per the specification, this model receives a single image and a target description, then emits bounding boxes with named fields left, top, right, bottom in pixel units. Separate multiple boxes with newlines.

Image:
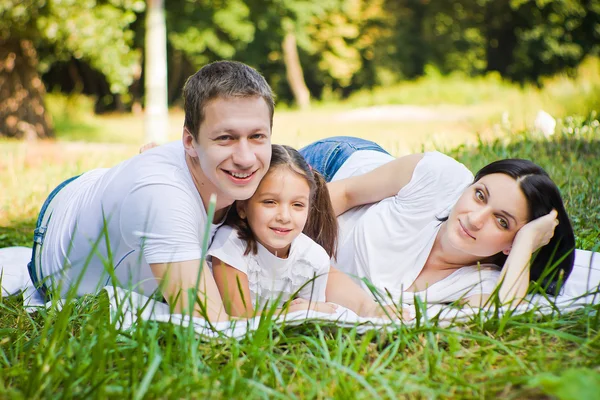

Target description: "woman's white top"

left=331, top=151, right=502, bottom=304
left=207, top=226, right=330, bottom=309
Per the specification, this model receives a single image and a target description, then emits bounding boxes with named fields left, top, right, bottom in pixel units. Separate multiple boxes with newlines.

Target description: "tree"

left=0, top=0, right=142, bottom=139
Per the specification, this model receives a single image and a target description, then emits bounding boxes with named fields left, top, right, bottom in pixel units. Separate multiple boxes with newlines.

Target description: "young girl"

left=208, top=144, right=371, bottom=317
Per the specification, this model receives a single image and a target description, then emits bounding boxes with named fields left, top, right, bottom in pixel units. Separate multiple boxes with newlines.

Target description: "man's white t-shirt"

left=41, top=141, right=221, bottom=296
left=331, top=151, right=501, bottom=304
left=207, top=225, right=330, bottom=309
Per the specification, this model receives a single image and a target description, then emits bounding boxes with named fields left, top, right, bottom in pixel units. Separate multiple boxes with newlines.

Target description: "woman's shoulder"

left=397, top=152, right=473, bottom=201
left=420, top=152, right=473, bottom=182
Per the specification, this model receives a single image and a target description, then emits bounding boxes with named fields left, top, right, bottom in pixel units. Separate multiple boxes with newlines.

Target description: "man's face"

left=184, top=96, right=272, bottom=207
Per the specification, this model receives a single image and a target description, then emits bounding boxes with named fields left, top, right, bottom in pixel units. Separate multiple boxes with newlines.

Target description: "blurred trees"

left=0, top=0, right=142, bottom=138
left=1, top=0, right=599, bottom=138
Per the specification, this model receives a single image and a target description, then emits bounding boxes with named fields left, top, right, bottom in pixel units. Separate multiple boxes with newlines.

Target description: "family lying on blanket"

left=19, top=61, right=575, bottom=323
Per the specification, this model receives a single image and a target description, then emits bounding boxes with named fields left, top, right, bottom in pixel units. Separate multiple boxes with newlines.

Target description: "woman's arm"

left=327, top=153, right=424, bottom=216
left=465, top=210, right=559, bottom=307
left=325, top=267, right=413, bottom=320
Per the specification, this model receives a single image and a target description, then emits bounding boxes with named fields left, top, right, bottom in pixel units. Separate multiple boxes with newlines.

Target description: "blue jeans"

left=299, top=136, right=390, bottom=182
left=28, top=175, right=80, bottom=299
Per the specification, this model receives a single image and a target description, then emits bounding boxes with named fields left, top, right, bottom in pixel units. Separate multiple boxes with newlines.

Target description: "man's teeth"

left=230, top=171, right=252, bottom=178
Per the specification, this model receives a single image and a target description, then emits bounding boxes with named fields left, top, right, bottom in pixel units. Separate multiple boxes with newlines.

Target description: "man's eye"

left=216, top=136, right=233, bottom=141
left=251, top=133, right=267, bottom=140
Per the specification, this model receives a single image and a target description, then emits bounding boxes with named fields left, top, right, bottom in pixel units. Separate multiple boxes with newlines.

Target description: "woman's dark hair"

left=225, top=144, right=338, bottom=259
left=474, top=159, right=575, bottom=295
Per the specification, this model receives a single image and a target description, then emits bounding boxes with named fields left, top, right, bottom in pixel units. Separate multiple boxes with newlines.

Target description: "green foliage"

left=166, top=0, right=255, bottom=65
left=507, top=0, right=600, bottom=82
left=529, top=368, right=600, bottom=400
left=0, top=0, right=143, bottom=93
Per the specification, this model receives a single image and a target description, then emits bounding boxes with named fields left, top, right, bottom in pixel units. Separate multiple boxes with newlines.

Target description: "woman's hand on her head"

left=515, top=209, right=559, bottom=252
left=287, top=298, right=338, bottom=314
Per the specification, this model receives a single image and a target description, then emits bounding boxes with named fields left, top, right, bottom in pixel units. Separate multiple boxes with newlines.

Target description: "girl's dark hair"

left=225, top=144, right=338, bottom=259
left=474, top=159, right=575, bottom=295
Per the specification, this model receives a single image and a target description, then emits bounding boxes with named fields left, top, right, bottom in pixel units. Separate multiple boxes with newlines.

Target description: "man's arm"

left=326, top=153, right=424, bottom=216
left=212, top=257, right=255, bottom=318
left=150, top=259, right=228, bottom=322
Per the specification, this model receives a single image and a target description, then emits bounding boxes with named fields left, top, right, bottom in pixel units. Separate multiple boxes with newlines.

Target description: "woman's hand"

left=514, top=209, right=559, bottom=252
left=361, top=303, right=415, bottom=321
left=287, top=298, right=338, bottom=314
left=495, top=209, right=559, bottom=306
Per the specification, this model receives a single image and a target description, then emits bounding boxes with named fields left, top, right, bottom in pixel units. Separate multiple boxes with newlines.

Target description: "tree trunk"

left=0, top=38, right=53, bottom=139
left=144, top=0, right=168, bottom=143
left=282, top=31, right=311, bottom=110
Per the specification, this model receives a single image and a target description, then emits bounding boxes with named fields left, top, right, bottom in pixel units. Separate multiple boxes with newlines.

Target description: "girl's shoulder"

left=207, top=225, right=249, bottom=271
left=210, top=225, right=242, bottom=249
left=291, top=234, right=331, bottom=270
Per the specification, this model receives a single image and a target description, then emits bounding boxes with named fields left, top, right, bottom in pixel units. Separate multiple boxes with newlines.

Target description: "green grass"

left=1, top=114, right=599, bottom=398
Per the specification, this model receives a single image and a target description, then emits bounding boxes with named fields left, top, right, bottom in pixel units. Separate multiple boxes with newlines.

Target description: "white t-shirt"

left=41, top=141, right=221, bottom=296
left=207, top=225, right=330, bottom=309
left=331, top=150, right=501, bottom=304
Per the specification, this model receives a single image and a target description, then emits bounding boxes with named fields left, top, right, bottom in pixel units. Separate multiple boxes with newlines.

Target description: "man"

left=28, top=61, right=274, bottom=322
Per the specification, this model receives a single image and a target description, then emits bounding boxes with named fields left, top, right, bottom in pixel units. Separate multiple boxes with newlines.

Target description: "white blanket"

left=2, top=247, right=599, bottom=339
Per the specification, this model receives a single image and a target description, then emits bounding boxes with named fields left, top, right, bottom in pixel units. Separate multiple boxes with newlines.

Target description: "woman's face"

left=237, top=167, right=311, bottom=257
left=445, top=173, right=530, bottom=258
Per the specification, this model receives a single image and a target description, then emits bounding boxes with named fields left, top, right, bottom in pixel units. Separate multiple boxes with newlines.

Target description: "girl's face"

left=237, top=167, right=311, bottom=257
left=444, top=173, right=530, bottom=258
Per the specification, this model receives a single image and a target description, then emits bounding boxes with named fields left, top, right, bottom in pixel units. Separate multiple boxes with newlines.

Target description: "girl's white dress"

left=208, top=226, right=331, bottom=309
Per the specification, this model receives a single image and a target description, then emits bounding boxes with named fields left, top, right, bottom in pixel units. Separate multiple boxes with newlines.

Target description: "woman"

left=301, top=136, right=575, bottom=307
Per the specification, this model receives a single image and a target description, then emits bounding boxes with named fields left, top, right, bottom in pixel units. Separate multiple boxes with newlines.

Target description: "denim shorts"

left=28, top=175, right=80, bottom=298
left=299, top=136, right=390, bottom=182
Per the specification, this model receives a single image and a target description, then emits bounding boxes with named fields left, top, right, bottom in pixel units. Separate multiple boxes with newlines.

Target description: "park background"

left=1, top=1, right=600, bottom=398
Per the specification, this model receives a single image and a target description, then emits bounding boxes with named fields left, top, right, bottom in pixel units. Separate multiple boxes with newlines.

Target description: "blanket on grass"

left=1, top=247, right=599, bottom=339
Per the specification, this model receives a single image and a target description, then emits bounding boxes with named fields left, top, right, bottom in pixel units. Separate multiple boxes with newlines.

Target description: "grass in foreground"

left=1, top=117, right=599, bottom=398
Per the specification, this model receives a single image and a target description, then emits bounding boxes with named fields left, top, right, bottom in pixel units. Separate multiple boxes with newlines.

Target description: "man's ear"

left=502, top=246, right=512, bottom=256
left=183, top=127, right=198, bottom=158
left=236, top=201, right=247, bottom=219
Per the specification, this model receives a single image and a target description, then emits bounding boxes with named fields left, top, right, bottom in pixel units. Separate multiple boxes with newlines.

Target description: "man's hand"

left=139, top=142, right=159, bottom=154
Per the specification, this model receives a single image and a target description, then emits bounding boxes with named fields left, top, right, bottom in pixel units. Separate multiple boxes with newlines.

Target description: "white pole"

left=144, top=0, right=168, bottom=143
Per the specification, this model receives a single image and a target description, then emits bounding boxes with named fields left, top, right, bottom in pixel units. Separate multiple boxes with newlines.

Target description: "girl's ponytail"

left=303, top=170, right=338, bottom=259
